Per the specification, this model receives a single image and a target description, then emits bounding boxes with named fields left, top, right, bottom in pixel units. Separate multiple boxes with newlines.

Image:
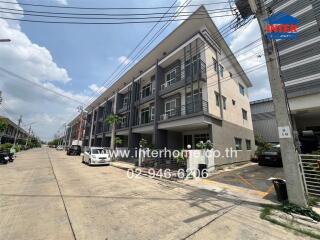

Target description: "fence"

left=299, top=154, right=320, bottom=197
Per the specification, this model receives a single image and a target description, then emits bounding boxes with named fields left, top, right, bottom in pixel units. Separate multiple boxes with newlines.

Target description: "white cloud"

left=88, top=84, right=107, bottom=93
left=0, top=0, right=89, bottom=141
left=117, top=56, right=131, bottom=65
left=229, top=19, right=271, bottom=101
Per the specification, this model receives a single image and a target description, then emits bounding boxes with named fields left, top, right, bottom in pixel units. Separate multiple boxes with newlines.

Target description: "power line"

left=84, top=0, right=193, bottom=106
left=0, top=67, right=86, bottom=105
left=0, top=1, right=232, bottom=10
left=0, top=13, right=235, bottom=24
left=0, top=6, right=234, bottom=16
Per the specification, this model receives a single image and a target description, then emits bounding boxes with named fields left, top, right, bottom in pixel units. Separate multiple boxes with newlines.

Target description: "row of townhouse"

left=0, top=115, right=29, bottom=144
left=67, top=6, right=255, bottom=165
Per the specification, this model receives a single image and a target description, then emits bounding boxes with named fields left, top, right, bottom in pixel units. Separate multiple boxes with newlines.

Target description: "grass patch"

left=260, top=203, right=320, bottom=239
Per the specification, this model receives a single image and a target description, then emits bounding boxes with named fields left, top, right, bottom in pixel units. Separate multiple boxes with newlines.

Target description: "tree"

left=255, top=134, right=272, bottom=156
left=105, top=114, right=121, bottom=150
left=115, top=137, right=122, bottom=148
left=0, top=118, right=8, bottom=144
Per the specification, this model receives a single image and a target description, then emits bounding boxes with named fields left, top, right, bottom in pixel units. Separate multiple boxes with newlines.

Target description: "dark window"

left=242, top=109, right=248, bottom=120
left=140, top=107, right=150, bottom=124
left=235, top=138, right=242, bottom=150
left=222, top=96, right=227, bottom=110
left=239, top=83, right=245, bottom=96
left=215, top=92, right=220, bottom=107
left=213, top=58, right=218, bottom=72
left=246, top=139, right=251, bottom=150
left=141, top=84, right=151, bottom=98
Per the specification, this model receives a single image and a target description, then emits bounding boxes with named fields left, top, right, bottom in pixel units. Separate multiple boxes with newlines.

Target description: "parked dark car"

left=67, top=145, right=81, bottom=156
left=0, top=151, right=9, bottom=164
left=258, top=145, right=283, bottom=167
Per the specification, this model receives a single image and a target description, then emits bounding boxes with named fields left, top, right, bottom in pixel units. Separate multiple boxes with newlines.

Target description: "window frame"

left=165, top=68, right=177, bottom=86
left=246, top=139, right=251, bottom=150
left=242, top=108, right=248, bottom=120
left=140, top=107, right=150, bottom=124
left=219, top=64, right=224, bottom=78
left=141, top=83, right=151, bottom=98
left=235, top=138, right=242, bottom=150
left=165, top=99, right=177, bottom=117
left=239, top=83, right=245, bottom=96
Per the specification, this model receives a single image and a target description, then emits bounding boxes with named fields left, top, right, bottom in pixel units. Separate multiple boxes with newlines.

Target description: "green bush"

left=0, top=143, right=13, bottom=151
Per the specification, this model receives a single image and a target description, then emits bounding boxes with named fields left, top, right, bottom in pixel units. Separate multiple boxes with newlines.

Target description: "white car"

left=56, top=145, right=64, bottom=151
left=82, top=147, right=111, bottom=166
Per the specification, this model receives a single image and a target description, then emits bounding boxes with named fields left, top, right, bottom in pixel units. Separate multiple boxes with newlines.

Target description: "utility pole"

left=237, top=0, right=307, bottom=206
left=13, top=115, right=22, bottom=147
left=25, top=125, right=32, bottom=147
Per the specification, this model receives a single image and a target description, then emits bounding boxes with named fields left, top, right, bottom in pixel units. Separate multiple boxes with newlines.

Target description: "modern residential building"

left=0, top=115, right=30, bottom=144
left=250, top=1, right=320, bottom=145
left=69, top=6, right=255, bottom=165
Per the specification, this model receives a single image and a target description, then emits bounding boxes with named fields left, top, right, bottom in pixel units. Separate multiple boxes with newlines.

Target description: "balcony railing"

left=185, top=59, right=206, bottom=83
left=160, top=100, right=208, bottom=121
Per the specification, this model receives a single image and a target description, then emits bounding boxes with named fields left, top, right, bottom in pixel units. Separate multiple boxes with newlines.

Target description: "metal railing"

left=160, top=100, right=208, bottom=121
left=299, top=154, right=320, bottom=197
left=185, top=59, right=206, bottom=83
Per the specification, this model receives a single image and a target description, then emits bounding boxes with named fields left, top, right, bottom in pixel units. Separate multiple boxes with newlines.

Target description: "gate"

left=299, top=154, right=320, bottom=197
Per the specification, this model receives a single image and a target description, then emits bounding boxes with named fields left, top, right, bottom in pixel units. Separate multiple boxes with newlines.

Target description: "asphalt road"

left=0, top=148, right=309, bottom=240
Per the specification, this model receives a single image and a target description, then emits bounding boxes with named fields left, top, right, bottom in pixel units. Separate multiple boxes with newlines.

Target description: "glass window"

left=246, top=139, right=251, bottom=150
left=213, top=58, right=218, bottom=72
left=165, top=68, right=177, bottom=86
left=141, top=84, right=151, bottom=98
left=215, top=92, right=220, bottom=107
left=219, top=65, right=224, bottom=78
left=242, top=109, right=248, bottom=120
left=239, top=83, right=245, bottom=96
left=140, top=107, right=150, bottom=124
left=235, top=138, right=242, bottom=150
left=222, top=96, right=227, bottom=110
left=165, top=99, right=176, bottom=117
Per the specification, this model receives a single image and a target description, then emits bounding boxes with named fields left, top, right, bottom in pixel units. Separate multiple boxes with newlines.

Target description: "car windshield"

left=91, top=149, right=105, bottom=154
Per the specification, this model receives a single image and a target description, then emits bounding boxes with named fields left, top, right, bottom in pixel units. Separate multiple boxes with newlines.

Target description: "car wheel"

left=88, top=158, right=91, bottom=166
left=82, top=157, right=85, bottom=163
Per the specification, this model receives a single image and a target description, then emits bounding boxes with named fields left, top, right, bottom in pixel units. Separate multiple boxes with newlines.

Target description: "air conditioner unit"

left=161, top=83, right=167, bottom=90
left=160, top=114, right=168, bottom=121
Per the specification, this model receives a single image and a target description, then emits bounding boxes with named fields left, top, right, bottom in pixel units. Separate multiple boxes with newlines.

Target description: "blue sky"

left=0, top=0, right=271, bottom=140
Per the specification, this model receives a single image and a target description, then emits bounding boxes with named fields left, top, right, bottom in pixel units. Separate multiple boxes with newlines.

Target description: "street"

left=0, top=148, right=310, bottom=240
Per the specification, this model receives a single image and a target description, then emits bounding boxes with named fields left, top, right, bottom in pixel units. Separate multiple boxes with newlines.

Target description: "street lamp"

left=0, top=39, right=11, bottom=42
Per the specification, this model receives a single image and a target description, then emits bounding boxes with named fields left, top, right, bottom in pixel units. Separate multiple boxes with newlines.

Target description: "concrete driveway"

left=209, top=164, right=285, bottom=200
left=0, top=148, right=308, bottom=240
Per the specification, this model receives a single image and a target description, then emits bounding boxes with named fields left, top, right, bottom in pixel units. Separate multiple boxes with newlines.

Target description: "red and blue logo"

left=264, top=12, right=299, bottom=40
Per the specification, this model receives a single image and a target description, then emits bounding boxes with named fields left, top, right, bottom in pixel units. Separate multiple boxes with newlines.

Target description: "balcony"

left=117, top=103, right=129, bottom=114
left=185, top=59, right=207, bottom=83
left=160, top=100, right=208, bottom=121
left=116, top=121, right=129, bottom=130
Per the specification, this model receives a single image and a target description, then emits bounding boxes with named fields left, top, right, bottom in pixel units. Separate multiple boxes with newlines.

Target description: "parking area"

left=208, top=163, right=285, bottom=201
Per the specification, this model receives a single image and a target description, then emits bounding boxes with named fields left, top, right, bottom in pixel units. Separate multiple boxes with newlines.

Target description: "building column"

left=153, top=59, right=164, bottom=148
left=110, top=93, right=118, bottom=150
left=128, top=79, right=136, bottom=149
left=88, top=110, right=95, bottom=148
